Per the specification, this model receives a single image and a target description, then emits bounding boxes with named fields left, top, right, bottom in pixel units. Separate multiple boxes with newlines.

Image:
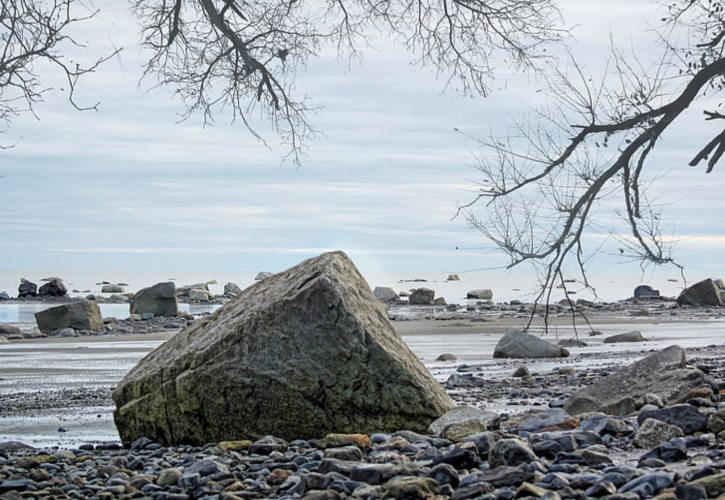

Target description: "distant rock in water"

left=101, top=284, right=125, bottom=294
left=634, top=285, right=660, bottom=299
left=564, top=345, right=714, bottom=416
left=34, top=300, right=103, bottom=333
left=467, top=289, right=493, bottom=300
left=18, top=280, right=38, bottom=298
left=493, top=330, right=569, bottom=359
left=676, top=279, right=723, bottom=307
left=408, top=287, right=435, bottom=305
left=0, top=291, right=9, bottom=301
left=113, top=251, right=454, bottom=446
left=446, top=274, right=461, bottom=281
left=38, top=279, right=67, bottom=297
left=130, top=282, right=178, bottom=317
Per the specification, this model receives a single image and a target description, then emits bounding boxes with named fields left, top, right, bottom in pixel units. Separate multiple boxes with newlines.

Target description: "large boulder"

left=408, top=287, right=435, bottom=305
left=34, top=300, right=103, bottom=333
left=603, top=331, right=645, bottom=343
left=676, top=279, right=722, bottom=307
left=38, top=279, right=67, bottom=297
left=130, top=282, right=178, bottom=317
left=18, top=280, right=37, bottom=298
left=113, top=251, right=454, bottom=446
left=564, top=345, right=714, bottom=416
left=493, top=330, right=569, bottom=359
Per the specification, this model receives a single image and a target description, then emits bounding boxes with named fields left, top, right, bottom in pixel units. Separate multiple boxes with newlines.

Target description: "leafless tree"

left=0, top=0, right=117, bottom=147
left=131, top=0, right=565, bottom=164
left=459, top=0, right=725, bottom=330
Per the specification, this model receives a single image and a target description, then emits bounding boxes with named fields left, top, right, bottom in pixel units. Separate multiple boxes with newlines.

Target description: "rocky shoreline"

left=1, top=343, right=723, bottom=499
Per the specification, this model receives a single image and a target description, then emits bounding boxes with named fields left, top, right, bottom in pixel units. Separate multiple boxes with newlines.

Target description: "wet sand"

left=1, top=316, right=723, bottom=448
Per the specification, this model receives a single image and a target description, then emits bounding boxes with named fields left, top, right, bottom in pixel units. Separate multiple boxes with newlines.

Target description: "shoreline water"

left=1, top=313, right=724, bottom=448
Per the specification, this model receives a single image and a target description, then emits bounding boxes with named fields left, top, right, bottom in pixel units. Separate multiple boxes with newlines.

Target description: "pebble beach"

left=1, top=298, right=724, bottom=499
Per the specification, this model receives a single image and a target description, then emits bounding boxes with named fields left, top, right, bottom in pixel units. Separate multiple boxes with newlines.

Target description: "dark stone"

left=409, top=288, right=435, bottom=305
left=450, top=481, right=495, bottom=499
left=677, top=279, right=722, bottom=306
left=18, top=281, right=37, bottom=298
left=637, top=404, right=708, bottom=434
left=640, top=438, right=688, bottom=463
left=619, top=471, right=674, bottom=497
left=580, top=415, right=634, bottom=436
left=675, top=483, right=707, bottom=500
left=130, top=282, right=178, bottom=317
left=427, top=463, right=460, bottom=488
left=434, top=448, right=479, bottom=470
left=634, top=285, right=660, bottom=298
left=38, top=279, right=67, bottom=297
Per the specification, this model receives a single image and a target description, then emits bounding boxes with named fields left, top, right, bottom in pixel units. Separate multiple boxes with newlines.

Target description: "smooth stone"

left=513, top=408, right=578, bottom=433
left=493, top=329, right=569, bottom=359
left=603, top=331, right=645, bottom=343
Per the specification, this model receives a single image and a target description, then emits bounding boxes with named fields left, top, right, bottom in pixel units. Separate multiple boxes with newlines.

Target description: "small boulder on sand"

left=35, top=300, right=103, bottom=333
left=603, top=331, right=645, bottom=343
left=493, top=330, right=569, bottom=359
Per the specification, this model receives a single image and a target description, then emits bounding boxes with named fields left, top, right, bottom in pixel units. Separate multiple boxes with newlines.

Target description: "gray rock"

left=677, top=278, right=723, bottom=306
left=101, top=284, right=125, bottom=293
left=224, top=282, right=242, bottom=296
left=130, top=282, right=178, bottom=317
left=634, top=285, right=660, bottom=298
left=637, top=404, right=708, bottom=434
left=156, top=468, right=182, bottom=486
left=436, top=353, right=457, bottom=362
left=446, top=274, right=461, bottom=281
left=0, top=325, right=21, bottom=336
left=429, top=406, right=500, bottom=441
left=514, top=408, right=576, bottom=433
left=113, top=251, right=454, bottom=446
left=565, top=345, right=713, bottom=416
left=512, top=366, right=531, bottom=378
left=409, top=288, right=435, bottom=305
left=603, top=330, right=645, bottom=343
left=38, top=279, right=67, bottom=297
left=34, top=300, right=103, bottom=333
left=255, top=272, right=274, bottom=281
left=18, top=281, right=37, bottom=298
left=557, top=338, right=588, bottom=347
left=489, top=438, right=538, bottom=467
left=373, top=286, right=398, bottom=303
left=187, top=289, right=211, bottom=302
left=634, top=418, right=684, bottom=448
left=0, top=292, right=9, bottom=301
left=493, top=329, right=569, bottom=359
left=466, top=289, right=493, bottom=300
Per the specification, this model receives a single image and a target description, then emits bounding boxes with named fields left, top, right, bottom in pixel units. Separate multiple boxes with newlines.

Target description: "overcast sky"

left=1, top=0, right=722, bottom=293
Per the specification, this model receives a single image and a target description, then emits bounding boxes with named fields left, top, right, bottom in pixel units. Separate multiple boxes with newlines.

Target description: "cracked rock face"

left=113, top=251, right=454, bottom=446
